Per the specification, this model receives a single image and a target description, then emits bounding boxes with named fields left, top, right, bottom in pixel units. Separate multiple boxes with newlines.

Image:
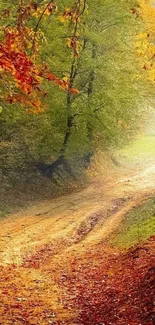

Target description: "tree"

left=134, top=0, right=155, bottom=84
left=0, top=0, right=79, bottom=113
left=0, top=0, right=145, bottom=186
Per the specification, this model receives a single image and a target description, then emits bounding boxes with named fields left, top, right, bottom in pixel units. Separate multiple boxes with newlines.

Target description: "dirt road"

left=0, top=155, right=154, bottom=324
left=0, top=156, right=155, bottom=265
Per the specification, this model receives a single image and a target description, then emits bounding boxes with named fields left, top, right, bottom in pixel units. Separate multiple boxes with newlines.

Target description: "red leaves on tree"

left=46, top=72, right=79, bottom=93
left=0, top=40, right=79, bottom=111
left=0, top=42, right=41, bottom=93
left=46, top=73, right=56, bottom=81
left=0, top=1, right=81, bottom=112
left=70, top=87, right=80, bottom=94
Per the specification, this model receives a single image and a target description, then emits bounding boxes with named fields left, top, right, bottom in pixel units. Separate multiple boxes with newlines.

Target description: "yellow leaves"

left=147, top=45, right=155, bottom=58
left=66, top=37, right=72, bottom=48
left=59, top=8, right=80, bottom=24
left=135, top=1, right=155, bottom=84
left=136, top=48, right=144, bottom=57
left=45, top=3, right=58, bottom=16
left=31, top=6, right=43, bottom=18
left=135, top=32, right=155, bottom=60
left=147, top=68, right=155, bottom=83
left=59, top=8, right=70, bottom=22
left=136, top=32, right=147, bottom=41
left=62, top=75, right=69, bottom=83
left=137, top=0, right=155, bottom=33
left=135, top=33, right=149, bottom=51
left=66, top=37, right=81, bottom=57
left=60, top=2, right=87, bottom=61
left=30, top=2, right=57, bottom=19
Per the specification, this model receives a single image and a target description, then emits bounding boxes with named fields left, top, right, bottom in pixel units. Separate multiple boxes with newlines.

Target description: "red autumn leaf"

left=46, top=73, right=56, bottom=81
left=70, top=87, right=79, bottom=94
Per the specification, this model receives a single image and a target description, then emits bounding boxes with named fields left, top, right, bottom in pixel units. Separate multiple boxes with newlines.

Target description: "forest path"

left=0, top=142, right=155, bottom=324
left=0, top=155, right=154, bottom=266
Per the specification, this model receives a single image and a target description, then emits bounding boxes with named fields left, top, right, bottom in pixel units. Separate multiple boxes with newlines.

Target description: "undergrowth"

left=0, top=207, right=10, bottom=219
left=110, top=197, right=155, bottom=249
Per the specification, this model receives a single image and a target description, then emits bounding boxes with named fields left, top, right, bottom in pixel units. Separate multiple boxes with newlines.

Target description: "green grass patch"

left=0, top=207, right=10, bottom=219
left=110, top=198, right=155, bottom=249
left=119, top=136, right=155, bottom=161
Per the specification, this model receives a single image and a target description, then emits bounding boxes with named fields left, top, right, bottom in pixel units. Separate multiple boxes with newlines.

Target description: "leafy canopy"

left=0, top=1, right=83, bottom=112
left=134, top=0, right=155, bottom=84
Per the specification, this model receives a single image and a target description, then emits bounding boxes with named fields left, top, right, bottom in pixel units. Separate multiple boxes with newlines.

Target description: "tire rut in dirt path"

left=0, top=158, right=155, bottom=265
left=0, top=158, right=155, bottom=324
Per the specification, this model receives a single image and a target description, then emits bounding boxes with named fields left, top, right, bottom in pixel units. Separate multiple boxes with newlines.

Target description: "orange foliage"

left=0, top=42, right=41, bottom=93
left=0, top=1, right=80, bottom=113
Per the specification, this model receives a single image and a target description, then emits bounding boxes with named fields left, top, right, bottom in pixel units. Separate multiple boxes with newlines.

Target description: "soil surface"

left=0, top=155, right=155, bottom=324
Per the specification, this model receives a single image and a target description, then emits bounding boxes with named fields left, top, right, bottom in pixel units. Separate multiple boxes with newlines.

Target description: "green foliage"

left=0, top=0, right=147, bottom=187
left=118, top=135, right=155, bottom=161
left=110, top=198, right=155, bottom=249
left=0, top=207, right=10, bottom=218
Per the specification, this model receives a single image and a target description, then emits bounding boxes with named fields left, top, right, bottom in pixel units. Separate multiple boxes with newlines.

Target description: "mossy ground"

left=110, top=198, right=155, bottom=249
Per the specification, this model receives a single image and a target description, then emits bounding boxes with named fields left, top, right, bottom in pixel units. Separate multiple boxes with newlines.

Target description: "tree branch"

left=32, top=0, right=56, bottom=54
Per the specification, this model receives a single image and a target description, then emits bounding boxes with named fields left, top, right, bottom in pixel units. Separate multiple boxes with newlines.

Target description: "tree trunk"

left=38, top=36, right=96, bottom=179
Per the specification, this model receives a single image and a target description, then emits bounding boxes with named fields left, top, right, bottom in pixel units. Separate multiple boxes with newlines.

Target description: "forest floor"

left=0, top=136, right=155, bottom=325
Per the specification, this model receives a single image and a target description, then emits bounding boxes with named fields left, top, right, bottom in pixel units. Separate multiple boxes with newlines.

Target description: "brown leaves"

left=61, top=237, right=155, bottom=325
left=66, top=37, right=81, bottom=57
left=0, top=265, right=54, bottom=325
left=59, top=8, right=80, bottom=23
left=0, top=231, right=154, bottom=325
left=0, top=8, right=10, bottom=18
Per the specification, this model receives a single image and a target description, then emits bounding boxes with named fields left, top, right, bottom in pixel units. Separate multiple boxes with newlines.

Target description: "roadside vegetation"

left=110, top=198, right=155, bottom=249
left=119, top=135, right=155, bottom=161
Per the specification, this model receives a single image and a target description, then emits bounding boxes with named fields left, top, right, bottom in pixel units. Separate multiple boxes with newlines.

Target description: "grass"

left=119, top=135, right=155, bottom=161
left=0, top=207, right=10, bottom=219
left=110, top=198, right=155, bottom=249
